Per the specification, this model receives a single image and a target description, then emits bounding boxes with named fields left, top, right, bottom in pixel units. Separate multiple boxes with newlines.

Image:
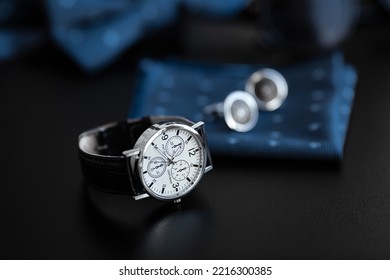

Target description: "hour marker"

left=186, top=177, right=191, bottom=182
left=148, top=182, right=154, bottom=188
left=187, top=136, right=192, bottom=142
left=144, top=156, right=148, bottom=159
left=175, top=188, right=179, bottom=192
left=188, top=147, right=199, bottom=157
left=176, top=130, right=180, bottom=135
left=161, top=188, right=165, bottom=194
left=151, top=142, right=155, bottom=146
left=192, top=164, right=199, bottom=167
left=143, top=170, right=147, bottom=174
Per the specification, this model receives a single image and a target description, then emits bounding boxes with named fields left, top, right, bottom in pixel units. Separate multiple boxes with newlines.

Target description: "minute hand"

left=153, top=144, right=174, bottom=165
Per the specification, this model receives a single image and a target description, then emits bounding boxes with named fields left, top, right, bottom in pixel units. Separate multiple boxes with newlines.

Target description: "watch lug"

left=133, top=193, right=150, bottom=200
left=205, top=165, right=213, bottom=173
left=122, top=149, right=140, bottom=158
left=191, top=121, right=205, bottom=130
left=192, top=121, right=213, bottom=173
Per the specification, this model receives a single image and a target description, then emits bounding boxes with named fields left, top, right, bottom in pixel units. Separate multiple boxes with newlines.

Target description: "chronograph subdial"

left=165, top=136, right=185, bottom=158
left=171, top=160, right=190, bottom=181
left=147, top=157, right=167, bottom=178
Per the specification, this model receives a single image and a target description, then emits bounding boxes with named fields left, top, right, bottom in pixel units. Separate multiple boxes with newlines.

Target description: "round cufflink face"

left=223, top=90, right=259, bottom=132
left=245, top=68, right=288, bottom=111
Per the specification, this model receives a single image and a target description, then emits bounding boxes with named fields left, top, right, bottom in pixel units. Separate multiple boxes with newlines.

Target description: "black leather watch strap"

left=78, top=116, right=193, bottom=195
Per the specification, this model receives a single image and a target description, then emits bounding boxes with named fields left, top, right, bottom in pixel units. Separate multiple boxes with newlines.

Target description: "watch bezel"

left=132, top=122, right=207, bottom=201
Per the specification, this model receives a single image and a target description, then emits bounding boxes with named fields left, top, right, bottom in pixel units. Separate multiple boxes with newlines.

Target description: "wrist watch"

left=78, top=116, right=213, bottom=203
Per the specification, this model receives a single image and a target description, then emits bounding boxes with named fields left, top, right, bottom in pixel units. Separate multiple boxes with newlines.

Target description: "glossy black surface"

left=1, top=16, right=390, bottom=259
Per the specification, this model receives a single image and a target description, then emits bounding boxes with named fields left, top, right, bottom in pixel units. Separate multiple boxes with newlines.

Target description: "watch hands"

left=153, top=145, right=174, bottom=165
left=169, top=144, right=182, bottom=163
left=172, top=143, right=181, bottom=149
left=150, top=163, right=164, bottom=171
left=177, top=167, right=187, bottom=172
left=167, top=169, right=173, bottom=184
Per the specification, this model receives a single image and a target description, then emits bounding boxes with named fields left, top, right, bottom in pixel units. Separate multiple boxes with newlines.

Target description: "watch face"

left=139, top=124, right=206, bottom=200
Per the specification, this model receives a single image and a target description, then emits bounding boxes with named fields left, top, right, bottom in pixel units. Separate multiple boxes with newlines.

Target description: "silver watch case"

left=122, top=121, right=212, bottom=202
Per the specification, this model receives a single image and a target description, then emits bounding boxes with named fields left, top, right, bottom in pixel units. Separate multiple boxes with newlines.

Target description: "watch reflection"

left=83, top=183, right=212, bottom=259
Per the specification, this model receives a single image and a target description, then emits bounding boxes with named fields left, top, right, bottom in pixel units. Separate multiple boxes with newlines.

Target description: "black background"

left=1, top=12, right=390, bottom=260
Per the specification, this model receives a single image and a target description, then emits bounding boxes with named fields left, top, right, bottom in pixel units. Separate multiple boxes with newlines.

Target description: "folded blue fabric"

left=44, top=0, right=246, bottom=71
left=129, top=52, right=357, bottom=160
left=0, top=0, right=246, bottom=69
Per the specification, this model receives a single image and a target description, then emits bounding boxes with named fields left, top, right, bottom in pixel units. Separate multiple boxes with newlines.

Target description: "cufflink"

left=245, top=68, right=288, bottom=111
left=203, top=69, right=287, bottom=132
left=203, top=90, right=259, bottom=132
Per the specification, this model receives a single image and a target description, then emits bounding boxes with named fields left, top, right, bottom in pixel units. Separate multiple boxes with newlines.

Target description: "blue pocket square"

left=131, top=53, right=357, bottom=160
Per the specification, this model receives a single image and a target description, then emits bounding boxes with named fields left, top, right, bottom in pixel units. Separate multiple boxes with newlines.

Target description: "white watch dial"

left=140, top=125, right=205, bottom=200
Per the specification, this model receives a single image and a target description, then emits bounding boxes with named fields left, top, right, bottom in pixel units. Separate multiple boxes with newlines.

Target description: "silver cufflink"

left=203, top=90, right=259, bottom=133
left=203, top=68, right=288, bottom=132
left=245, top=68, right=288, bottom=111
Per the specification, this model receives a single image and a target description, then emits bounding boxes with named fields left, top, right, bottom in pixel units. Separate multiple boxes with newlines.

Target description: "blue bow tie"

left=1, top=0, right=247, bottom=70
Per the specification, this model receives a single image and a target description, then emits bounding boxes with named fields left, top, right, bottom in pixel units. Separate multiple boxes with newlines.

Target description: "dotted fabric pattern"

left=129, top=52, right=357, bottom=160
